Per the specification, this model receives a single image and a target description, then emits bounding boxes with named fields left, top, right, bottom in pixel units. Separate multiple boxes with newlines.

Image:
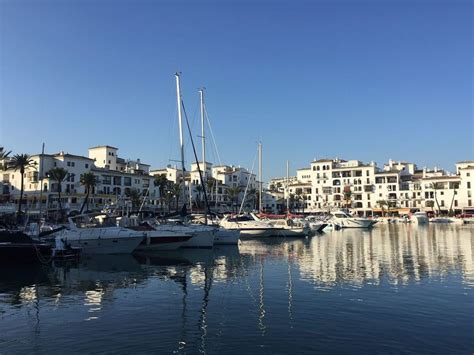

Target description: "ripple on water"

left=0, top=225, right=473, bottom=353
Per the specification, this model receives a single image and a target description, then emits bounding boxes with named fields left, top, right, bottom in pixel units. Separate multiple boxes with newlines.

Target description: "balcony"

left=364, top=185, right=373, bottom=192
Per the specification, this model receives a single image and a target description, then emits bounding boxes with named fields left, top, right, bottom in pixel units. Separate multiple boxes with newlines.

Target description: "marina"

left=0, top=224, right=472, bottom=353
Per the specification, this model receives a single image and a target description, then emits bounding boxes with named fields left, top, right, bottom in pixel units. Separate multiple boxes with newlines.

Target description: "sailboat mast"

left=38, top=142, right=45, bottom=218
left=258, top=142, right=262, bottom=213
left=286, top=160, right=290, bottom=215
left=175, top=73, right=185, bottom=174
left=199, top=88, right=206, bottom=179
left=175, top=73, right=186, bottom=203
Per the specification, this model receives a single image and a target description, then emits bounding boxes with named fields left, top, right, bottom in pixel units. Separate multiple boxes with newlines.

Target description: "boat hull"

left=181, top=230, right=215, bottom=248
left=336, top=219, right=376, bottom=229
left=238, top=228, right=275, bottom=238
left=0, top=242, right=52, bottom=263
left=214, top=229, right=240, bottom=245
left=66, top=237, right=143, bottom=254
left=135, top=232, right=191, bottom=251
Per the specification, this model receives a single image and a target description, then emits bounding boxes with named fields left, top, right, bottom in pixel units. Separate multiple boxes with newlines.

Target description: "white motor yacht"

left=53, top=214, right=145, bottom=254
left=151, top=221, right=215, bottom=249
left=219, top=214, right=279, bottom=237
left=119, top=216, right=193, bottom=251
left=411, top=212, right=429, bottom=225
left=188, top=214, right=240, bottom=245
left=304, top=216, right=329, bottom=233
left=265, top=218, right=310, bottom=237
left=329, top=210, right=376, bottom=229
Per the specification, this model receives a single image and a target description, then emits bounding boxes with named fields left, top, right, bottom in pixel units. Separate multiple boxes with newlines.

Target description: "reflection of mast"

left=178, top=274, right=188, bottom=353
left=199, top=262, right=213, bottom=354
left=258, top=256, right=266, bottom=335
left=287, top=253, right=293, bottom=323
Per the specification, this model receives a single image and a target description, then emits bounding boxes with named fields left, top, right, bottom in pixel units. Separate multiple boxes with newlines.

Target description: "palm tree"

left=0, top=147, right=11, bottom=170
left=206, top=177, right=216, bottom=201
left=343, top=185, right=352, bottom=209
left=377, top=200, right=388, bottom=217
left=172, top=183, right=182, bottom=212
left=195, top=185, right=203, bottom=208
left=430, top=182, right=444, bottom=215
left=79, top=172, right=97, bottom=213
left=227, top=186, right=241, bottom=212
left=163, top=189, right=175, bottom=213
left=47, top=167, right=68, bottom=218
left=449, top=182, right=459, bottom=216
left=154, top=174, right=169, bottom=210
left=125, top=188, right=141, bottom=209
left=9, top=154, right=36, bottom=217
left=426, top=200, right=435, bottom=214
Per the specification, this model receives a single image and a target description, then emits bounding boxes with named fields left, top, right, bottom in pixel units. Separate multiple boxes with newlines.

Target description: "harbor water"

left=1, top=224, right=473, bottom=353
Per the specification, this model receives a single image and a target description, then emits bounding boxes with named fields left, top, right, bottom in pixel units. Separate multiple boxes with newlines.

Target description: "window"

left=67, top=162, right=70, bottom=166
left=467, top=173, right=470, bottom=177
left=72, top=162, right=75, bottom=167
left=468, top=182, right=471, bottom=189
left=454, top=200, right=458, bottom=207
left=468, top=200, right=472, bottom=207
left=85, top=163, right=89, bottom=168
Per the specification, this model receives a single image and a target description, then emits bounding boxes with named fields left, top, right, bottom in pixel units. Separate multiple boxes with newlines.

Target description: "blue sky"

left=1, top=0, right=472, bottom=180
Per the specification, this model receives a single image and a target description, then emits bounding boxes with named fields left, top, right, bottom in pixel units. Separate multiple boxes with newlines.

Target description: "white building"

left=1, top=146, right=158, bottom=215
left=269, top=158, right=474, bottom=215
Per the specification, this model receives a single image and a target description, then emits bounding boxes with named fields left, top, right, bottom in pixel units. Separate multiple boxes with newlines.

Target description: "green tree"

left=430, top=182, right=444, bottom=215
left=206, top=177, right=216, bottom=201
left=343, top=185, right=352, bottom=209
left=154, top=174, right=169, bottom=210
left=227, top=186, right=241, bottom=212
left=426, top=200, right=435, bottom=214
left=377, top=200, right=388, bottom=217
left=172, top=183, right=182, bottom=211
left=0, top=147, right=12, bottom=170
left=125, top=188, right=141, bottom=209
left=195, top=185, right=203, bottom=208
left=9, top=154, right=37, bottom=217
left=449, top=182, right=459, bottom=215
left=47, top=167, right=69, bottom=218
left=79, top=172, right=97, bottom=213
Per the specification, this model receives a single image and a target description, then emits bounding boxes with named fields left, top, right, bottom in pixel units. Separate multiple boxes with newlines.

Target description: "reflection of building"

left=298, top=225, right=474, bottom=287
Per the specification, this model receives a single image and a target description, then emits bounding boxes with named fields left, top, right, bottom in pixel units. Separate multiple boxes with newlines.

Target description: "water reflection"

left=0, top=225, right=472, bottom=353
left=297, top=225, right=474, bottom=288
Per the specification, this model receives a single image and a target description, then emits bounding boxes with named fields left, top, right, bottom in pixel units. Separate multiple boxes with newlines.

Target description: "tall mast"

left=199, top=88, right=206, bottom=179
left=175, top=73, right=185, bottom=173
left=286, top=160, right=290, bottom=215
left=175, top=73, right=186, bottom=207
left=38, top=143, right=45, bottom=219
left=258, top=142, right=262, bottom=213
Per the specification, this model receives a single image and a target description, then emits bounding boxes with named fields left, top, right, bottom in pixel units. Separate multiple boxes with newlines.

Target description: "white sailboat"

left=172, top=73, right=215, bottom=248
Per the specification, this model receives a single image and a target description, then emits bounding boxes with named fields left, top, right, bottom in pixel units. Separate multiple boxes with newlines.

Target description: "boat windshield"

left=71, top=215, right=117, bottom=228
left=334, top=213, right=348, bottom=218
left=228, top=216, right=253, bottom=222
